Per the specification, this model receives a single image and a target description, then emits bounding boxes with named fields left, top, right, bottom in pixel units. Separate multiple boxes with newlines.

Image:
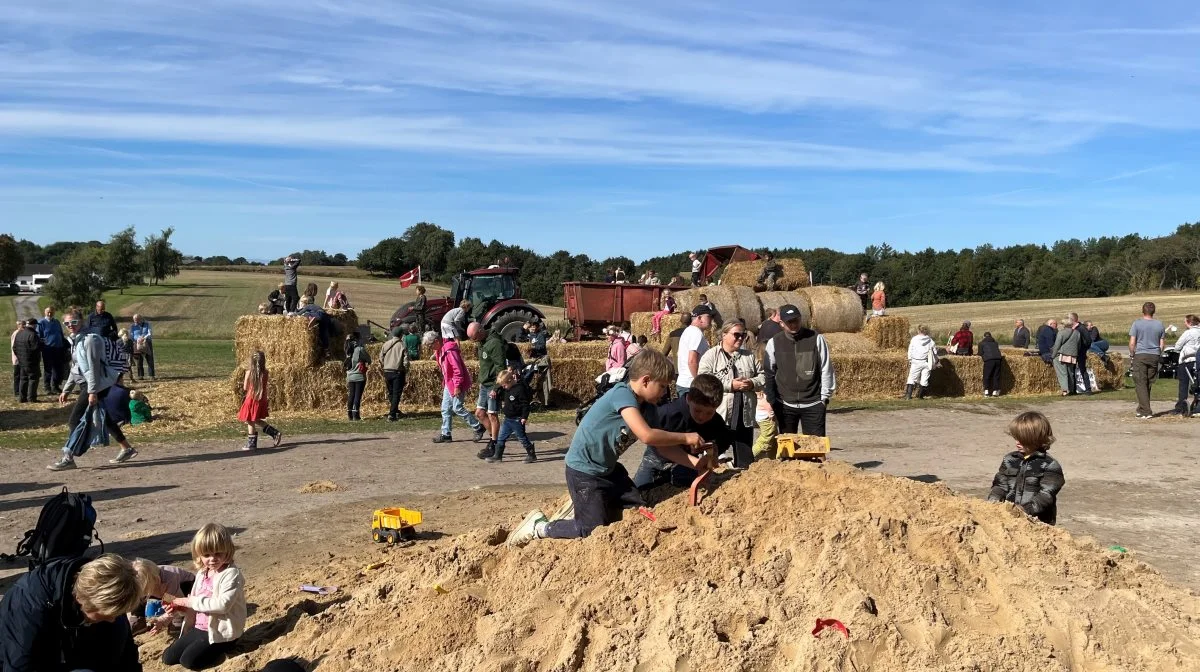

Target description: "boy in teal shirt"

left=508, top=349, right=709, bottom=544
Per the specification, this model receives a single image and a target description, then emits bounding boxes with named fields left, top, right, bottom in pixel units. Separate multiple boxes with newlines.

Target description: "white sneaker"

left=47, top=456, right=77, bottom=471
left=983, top=390, right=990, bottom=397
left=110, top=447, right=138, bottom=464
left=506, top=510, right=548, bottom=547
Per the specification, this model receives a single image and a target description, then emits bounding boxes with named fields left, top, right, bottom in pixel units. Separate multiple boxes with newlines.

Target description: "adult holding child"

left=699, top=320, right=764, bottom=467
left=763, top=304, right=835, bottom=436
left=1129, top=301, right=1166, bottom=419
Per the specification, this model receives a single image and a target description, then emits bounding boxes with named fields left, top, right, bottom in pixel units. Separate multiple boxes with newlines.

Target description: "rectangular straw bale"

left=547, top=358, right=607, bottom=406
left=631, top=311, right=663, bottom=344
left=821, top=333, right=877, bottom=354
left=797, top=286, right=864, bottom=334
left=720, top=258, right=810, bottom=290
left=234, top=315, right=320, bottom=368
left=862, top=315, right=911, bottom=350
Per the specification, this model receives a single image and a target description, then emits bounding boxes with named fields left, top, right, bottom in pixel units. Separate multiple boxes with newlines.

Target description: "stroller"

left=575, top=367, right=627, bottom=425
left=1160, top=347, right=1180, bottom=380
left=521, top=356, right=552, bottom=411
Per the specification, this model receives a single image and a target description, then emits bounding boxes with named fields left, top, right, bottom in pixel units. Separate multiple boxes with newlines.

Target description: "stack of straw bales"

left=720, top=259, right=810, bottom=291
left=233, top=310, right=359, bottom=368
left=862, top=315, right=911, bottom=350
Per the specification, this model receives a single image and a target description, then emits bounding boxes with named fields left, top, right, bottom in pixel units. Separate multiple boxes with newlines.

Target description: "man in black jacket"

left=13, top=319, right=41, bottom=403
left=87, top=300, right=118, bottom=340
left=0, top=554, right=143, bottom=672
left=1036, top=319, right=1058, bottom=365
left=763, top=304, right=836, bottom=437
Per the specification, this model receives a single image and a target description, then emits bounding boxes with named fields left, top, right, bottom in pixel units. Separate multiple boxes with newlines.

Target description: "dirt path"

left=2, top=398, right=1197, bottom=598
left=13, top=295, right=39, bottom=321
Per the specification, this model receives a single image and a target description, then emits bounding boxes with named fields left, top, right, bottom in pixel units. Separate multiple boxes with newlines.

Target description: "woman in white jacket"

left=905, top=325, right=938, bottom=400
left=1172, top=314, right=1200, bottom=416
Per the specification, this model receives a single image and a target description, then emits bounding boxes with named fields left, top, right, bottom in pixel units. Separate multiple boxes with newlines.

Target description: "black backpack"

left=1, top=487, right=101, bottom=568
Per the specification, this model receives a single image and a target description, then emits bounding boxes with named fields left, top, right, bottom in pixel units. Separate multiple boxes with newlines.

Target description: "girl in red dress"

left=237, top=351, right=281, bottom=450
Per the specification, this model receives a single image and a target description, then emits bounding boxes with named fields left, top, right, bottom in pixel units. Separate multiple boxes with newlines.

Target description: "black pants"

left=383, top=370, right=406, bottom=417
left=545, top=464, right=644, bottom=539
left=17, top=360, right=39, bottom=401
left=163, top=628, right=235, bottom=670
left=12, top=364, right=19, bottom=397
left=69, top=384, right=126, bottom=444
left=1176, top=361, right=1197, bottom=412
left=774, top=402, right=827, bottom=437
left=284, top=284, right=300, bottom=313
left=983, top=359, right=1002, bottom=392
left=134, top=342, right=156, bottom=378
left=347, top=379, right=365, bottom=417
left=730, top=414, right=754, bottom=468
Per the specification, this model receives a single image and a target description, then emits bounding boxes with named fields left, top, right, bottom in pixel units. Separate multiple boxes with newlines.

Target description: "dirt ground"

left=1, top=398, right=1197, bottom=668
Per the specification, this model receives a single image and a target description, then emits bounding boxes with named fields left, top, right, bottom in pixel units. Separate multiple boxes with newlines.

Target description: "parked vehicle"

left=562, top=281, right=683, bottom=340
left=389, top=267, right=545, bottom=342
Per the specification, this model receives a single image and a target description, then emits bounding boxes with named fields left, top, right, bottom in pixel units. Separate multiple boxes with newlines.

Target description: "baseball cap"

left=691, top=304, right=712, bottom=317
left=24, top=319, right=37, bottom=328
left=779, top=304, right=802, bottom=322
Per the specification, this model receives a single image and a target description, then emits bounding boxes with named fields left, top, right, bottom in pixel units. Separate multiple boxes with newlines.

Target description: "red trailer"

left=562, top=282, right=684, bottom=340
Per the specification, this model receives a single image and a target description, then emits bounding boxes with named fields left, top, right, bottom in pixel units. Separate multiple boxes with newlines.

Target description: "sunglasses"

left=65, top=320, right=81, bottom=326
left=730, top=332, right=747, bottom=340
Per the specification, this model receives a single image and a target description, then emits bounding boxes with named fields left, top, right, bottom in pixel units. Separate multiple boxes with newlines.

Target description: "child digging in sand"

left=131, top=558, right=196, bottom=633
left=163, top=524, right=247, bottom=671
left=507, top=349, right=710, bottom=545
left=987, top=411, right=1065, bottom=525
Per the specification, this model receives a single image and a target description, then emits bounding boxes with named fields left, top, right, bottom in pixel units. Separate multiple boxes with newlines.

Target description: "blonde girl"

left=324, top=281, right=351, bottom=310
left=871, top=282, right=887, bottom=317
left=164, top=524, right=246, bottom=670
left=237, top=351, right=281, bottom=450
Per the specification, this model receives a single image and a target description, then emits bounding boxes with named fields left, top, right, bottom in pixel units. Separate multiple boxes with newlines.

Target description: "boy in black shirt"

left=486, top=369, right=536, bottom=463
left=633, top=374, right=732, bottom=490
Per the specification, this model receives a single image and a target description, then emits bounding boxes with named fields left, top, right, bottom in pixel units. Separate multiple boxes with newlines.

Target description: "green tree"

left=0, top=234, right=24, bottom=283
left=47, top=246, right=107, bottom=308
left=143, top=227, right=183, bottom=285
left=103, top=227, right=143, bottom=293
left=356, top=238, right=409, bottom=276
left=402, top=222, right=455, bottom=277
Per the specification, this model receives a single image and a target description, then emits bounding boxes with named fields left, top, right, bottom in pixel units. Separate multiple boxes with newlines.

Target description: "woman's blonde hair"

left=73, top=554, right=142, bottom=618
left=118, top=328, right=130, bottom=340
left=329, top=281, right=339, bottom=289
left=874, top=281, right=885, bottom=292
left=131, top=558, right=160, bottom=597
left=1007, top=411, right=1055, bottom=451
left=191, top=523, right=236, bottom=569
left=496, top=369, right=516, bottom=387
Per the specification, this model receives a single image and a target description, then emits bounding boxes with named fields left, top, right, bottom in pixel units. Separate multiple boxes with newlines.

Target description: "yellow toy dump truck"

left=372, top=507, right=422, bottom=544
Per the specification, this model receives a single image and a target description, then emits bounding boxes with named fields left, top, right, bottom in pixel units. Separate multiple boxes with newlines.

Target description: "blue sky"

left=2, top=1, right=1199, bottom=261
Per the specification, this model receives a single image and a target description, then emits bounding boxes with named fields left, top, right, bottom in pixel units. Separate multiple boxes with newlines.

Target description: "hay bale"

left=672, top=286, right=762, bottom=327
left=862, top=315, right=910, bottom=350
left=720, top=258, right=809, bottom=290
left=547, top=342, right=612, bottom=360
left=755, top=291, right=808, bottom=331
left=821, top=333, right=877, bottom=354
left=631, top=311, right=681, bottom=344
left=233, top=309, right=359, bottom=370
left=797, top=286, right=863, bottom=333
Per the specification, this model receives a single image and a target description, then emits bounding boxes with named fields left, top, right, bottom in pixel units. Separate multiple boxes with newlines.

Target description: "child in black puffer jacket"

left=987, top=411, right=1065, bottom=525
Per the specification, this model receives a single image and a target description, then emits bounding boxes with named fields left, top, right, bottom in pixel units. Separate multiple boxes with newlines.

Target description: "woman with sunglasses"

left=698, top=321, right=764, bottom=468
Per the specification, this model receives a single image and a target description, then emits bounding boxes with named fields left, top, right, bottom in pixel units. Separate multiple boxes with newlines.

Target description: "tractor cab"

left=390, top=266, right=544, bottom=343
left=455, top=270, right=520, bottom=321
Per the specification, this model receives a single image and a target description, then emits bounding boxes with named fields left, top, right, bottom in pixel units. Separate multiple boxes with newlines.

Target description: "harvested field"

left=673, top=286, right=763, bottom=327
left=798, top=286, right=864, bottom=333
left=862, top=315, right=911, bottom=350
left=720, top=258, right=809, bottom=290
left=224, top=460, right=1200, bottom=672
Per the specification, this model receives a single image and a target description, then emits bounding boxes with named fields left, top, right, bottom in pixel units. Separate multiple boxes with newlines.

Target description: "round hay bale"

left=672, top=286, right=762, bottom=327
left=755, top=291, right=808, bottom=330
left=720, top=258, right=809, bottom=290
left=797, top=286, right=863, bottom=333
left=862, top=315, right=910, bottom=350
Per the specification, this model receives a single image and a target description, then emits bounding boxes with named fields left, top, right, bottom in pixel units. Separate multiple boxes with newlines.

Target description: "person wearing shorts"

left=470, top=321, right=506, bottom=454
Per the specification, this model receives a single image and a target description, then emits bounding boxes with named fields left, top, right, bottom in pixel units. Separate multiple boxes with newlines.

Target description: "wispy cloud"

left=1091, top=164, right=1175, bottom=184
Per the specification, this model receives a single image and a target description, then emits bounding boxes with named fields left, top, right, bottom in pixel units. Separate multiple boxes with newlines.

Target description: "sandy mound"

left=227, top=462, right=1200, bottom=671
left=298, top=481, right=343, bottom=494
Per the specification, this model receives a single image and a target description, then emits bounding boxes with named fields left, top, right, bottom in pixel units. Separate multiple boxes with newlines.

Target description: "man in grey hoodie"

left=48, top=310, right=138, bottom=471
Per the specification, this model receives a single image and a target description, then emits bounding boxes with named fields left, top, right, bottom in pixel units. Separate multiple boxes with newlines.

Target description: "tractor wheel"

left=492, top=309, right=539, bottom=343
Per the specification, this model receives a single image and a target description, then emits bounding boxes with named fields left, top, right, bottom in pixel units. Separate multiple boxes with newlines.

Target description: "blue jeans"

left=632, top=446, right=697, bottom=490
left=496, top=417, right=533, bottom=450
left=440, top=388, right=481, bottom=437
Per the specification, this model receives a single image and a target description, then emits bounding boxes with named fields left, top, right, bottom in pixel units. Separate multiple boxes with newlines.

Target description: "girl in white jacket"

left=165, top=524, right=247, bottom=670
left=905, top=325, right=938, bottom=400
left=1173, top=315, right=1200, bottom=416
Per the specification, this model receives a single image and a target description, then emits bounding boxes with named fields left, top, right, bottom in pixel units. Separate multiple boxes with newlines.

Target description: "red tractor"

left=389, top=267, right=545, bottom=342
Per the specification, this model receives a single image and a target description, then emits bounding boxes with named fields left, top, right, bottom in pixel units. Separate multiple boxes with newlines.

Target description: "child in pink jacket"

left=427, top=332, right=484, bottom=444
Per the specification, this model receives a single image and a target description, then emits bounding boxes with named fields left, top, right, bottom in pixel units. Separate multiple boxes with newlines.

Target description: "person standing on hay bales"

left=1171, top=315, right=1200, bottom=417
left=979, top=332, right=1003, bottom=397
left=48, top=309, right=139, bottom=471
left=675, top=305, right=713, bottom=398
left=699, top=321, right=764, bottom=468
left=507, top=349, right=709, bottom=546
left=471, top=321, right=506, bottom=457
left=689, top=252, right=702, bottom=287
left=440, top=300, right=472, bottom=342
left=1012, top=319, right=1031, bottom=349
left=987, top=411, right=1065, bottom=525
left=870, top=282, right=887, bottom=319
left=1052, top=315, right=1081, bottom=396
left=282, top=254, right=301, bottom=313
left=381, top=326, right=410, bottom=422
left=412, top=284, right=428, bottom=334
left=853, top=273, right=871, bottom=313
left=763, top=304, right=835, bottom=436
left=1036, top=318, right=1058, bottom=364
left=426, top=332, right=485, bottom=444
left=756, top=252, right=781, bottom=291
left=1129, top=302, right=1166, bottom=419
left=905, top=325, right=938, bottom=400
left=344, top=330, right=370, bottom=421
left=238, top=350, right=282, bottom=449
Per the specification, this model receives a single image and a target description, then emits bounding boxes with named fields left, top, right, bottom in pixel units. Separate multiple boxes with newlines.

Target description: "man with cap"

left=675, top=305, right=713, bottom=397
left=763, top=304, right=836, bottom=437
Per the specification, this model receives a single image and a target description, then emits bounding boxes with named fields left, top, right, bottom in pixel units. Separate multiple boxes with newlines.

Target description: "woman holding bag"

left=699, top=321, right=765, bottom=468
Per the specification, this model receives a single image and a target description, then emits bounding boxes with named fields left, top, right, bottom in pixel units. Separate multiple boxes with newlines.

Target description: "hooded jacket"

left=71, top=333, right=120, bottom=394
left=0, top=557, right=141, bottom=672
left=1175, top=325, right=1200, bottom=363
left=12, top=326, right=40, bottom=368
left=435, top=339, right=471, bottom=395
left=907, top=334, right=937, bottom=364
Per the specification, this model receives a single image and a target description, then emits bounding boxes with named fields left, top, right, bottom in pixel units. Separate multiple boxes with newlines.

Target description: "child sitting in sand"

left=507, top=349, right=709, bottom=545
left=131, top=558, right=196, bottom=633
left=632, top=373, right=732, bottom=490
left=986, top=411, right=1065, bottom=525
left=163, top=523, right=247, bottom=671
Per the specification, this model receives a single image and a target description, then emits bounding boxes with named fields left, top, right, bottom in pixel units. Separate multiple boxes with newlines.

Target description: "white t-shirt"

left=440, top=308, right=463, bottom=340
left=676, top=325, right=709, bottom=388
left=692, top=259, right=702, bottom=274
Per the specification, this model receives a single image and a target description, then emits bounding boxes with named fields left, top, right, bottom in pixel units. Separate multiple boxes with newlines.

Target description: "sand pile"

left=224, top=461, right=1200, bottom=672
